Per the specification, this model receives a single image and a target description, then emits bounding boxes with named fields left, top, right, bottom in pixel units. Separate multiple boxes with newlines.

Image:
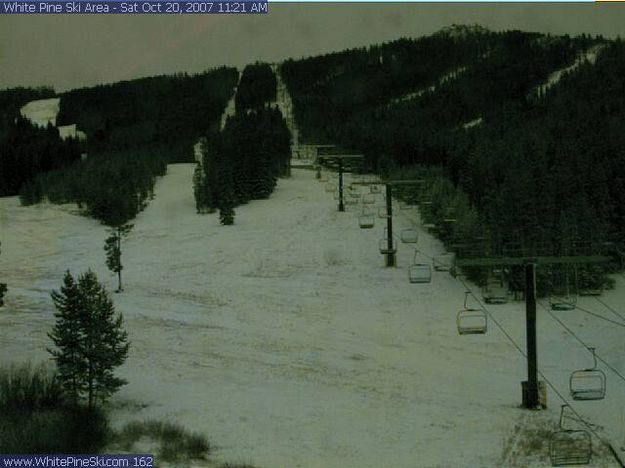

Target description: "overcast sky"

left=1, top=3, right=625, bottom=92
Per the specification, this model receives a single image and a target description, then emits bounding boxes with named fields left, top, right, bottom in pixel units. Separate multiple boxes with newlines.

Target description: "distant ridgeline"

left=194, top=63, right=291, bottom=221
left=281, top=26, right=624, bottom=285
left=18, top=68, right=239, bottom=226
left=0, top=87, right=83, bottom=197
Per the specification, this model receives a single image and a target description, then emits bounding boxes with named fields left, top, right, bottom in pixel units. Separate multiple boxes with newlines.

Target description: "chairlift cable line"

left=571, top=304, right=625, bottom=329
left=414, top=245, right=623, bottom=462
left=594, top=296, right=625, bottom=324
left=537, top=301, right=625, bottom=386
left=452, top=277, right=621, bottom=462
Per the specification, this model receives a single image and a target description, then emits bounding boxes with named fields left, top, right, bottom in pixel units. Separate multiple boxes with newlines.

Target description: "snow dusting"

left=1, top=164, right=624, bottom=467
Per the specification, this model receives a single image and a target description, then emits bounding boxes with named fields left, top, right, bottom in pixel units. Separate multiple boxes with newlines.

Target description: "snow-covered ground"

left=220, top=70, right=240, bottom=131
left=20, top=97, right=87, bottom=142
left=536, top=45, right=605, bottom=97
left=19, top=97, right=60, bottom=127
left=1, top=165, right=624, bottom=467
left=388, top=66, right=469, bottom=108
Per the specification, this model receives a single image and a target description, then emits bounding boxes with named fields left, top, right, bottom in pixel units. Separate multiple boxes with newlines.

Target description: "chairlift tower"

left=455, top=253, right=610, bottom=409
left=379, top=180, right=425, bottom=267
left=317, top=152, right=364, bottom=212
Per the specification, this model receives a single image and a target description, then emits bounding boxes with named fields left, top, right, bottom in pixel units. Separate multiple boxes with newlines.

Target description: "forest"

left=194, top=64, right=291, bottom=223
left=281, top=27, right=622, bottom=287
left=0, top=87, right=84, bottom=197
left=10, top=68, right=239, bottom=226
left=234, top=62, right=277, bottom=113
left=57, top=67, right=239, bottom=162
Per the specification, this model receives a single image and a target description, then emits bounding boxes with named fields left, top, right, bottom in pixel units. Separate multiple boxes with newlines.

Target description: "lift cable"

left=594, top=296, right=625, bottom=324
left=411, top=247, right=622, bottom=460
left=538, top=302, right=625, bottom=386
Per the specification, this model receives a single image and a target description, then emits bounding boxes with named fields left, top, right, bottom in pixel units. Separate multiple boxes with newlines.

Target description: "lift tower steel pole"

left=385, top=183, right=395, bottom=267
left=378, top=179, right=424, bottom=268
left=525, top=263, right=539, bottom=408
left=316, top=153, right=364, bottom=212
left=338, top=159, right=345, bottom=212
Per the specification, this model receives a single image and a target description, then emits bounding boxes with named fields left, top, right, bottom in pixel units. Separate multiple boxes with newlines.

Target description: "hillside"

left=281, top=27, right=623, bottom=274
left=2, top=24, right=625, bottom=466
left=1, top=165, right=623, bottom=466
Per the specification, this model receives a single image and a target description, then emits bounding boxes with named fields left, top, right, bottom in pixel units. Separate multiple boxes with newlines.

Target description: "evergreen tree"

left=218, top=186, right=236, bottom=225
left=48, top=271, right=83, bottom=405
left=48, top=270, right=129, bottom=410
left=104, top=224, right=133, bottom=292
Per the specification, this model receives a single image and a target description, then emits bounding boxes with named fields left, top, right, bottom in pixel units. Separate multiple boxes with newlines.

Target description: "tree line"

left=57, top=67, right=239, bottom=162
left=12, top=67, right=238, bottom=227
left=20, top=147, right=167, bottom=226
left=194, top=64, right=291, bottom=224
left=0, top=87, right=84, bottom=197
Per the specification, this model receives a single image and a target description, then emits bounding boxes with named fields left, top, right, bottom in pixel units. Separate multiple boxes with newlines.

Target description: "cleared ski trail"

left=1, top=165, right=623, bottom=467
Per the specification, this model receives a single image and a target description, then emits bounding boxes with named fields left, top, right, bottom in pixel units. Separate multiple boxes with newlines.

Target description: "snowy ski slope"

left=1, top=165, right=624, bottom=467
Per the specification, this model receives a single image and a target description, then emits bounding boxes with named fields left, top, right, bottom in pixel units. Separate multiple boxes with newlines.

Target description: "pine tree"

left=48, top=270, right=129, bottom=410
left=218, top=188, right=236, bottom=225
left=48, top=271, right=83, bottom=405
left=104, top=224, right=133, bottom=292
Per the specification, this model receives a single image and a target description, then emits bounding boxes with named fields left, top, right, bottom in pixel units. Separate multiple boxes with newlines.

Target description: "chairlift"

left=433, top=252, right=455, bottom=272
left=345, top=194, right=359, bottom=205
left=359, top=214, right=375, bottom=229
left=457, top=291, right=487, bottom=335
left=400, top=228, right=419, bottom=244
left=549, top=405, right=592, bottom=466
left=549, top=265, right=578, bottom=311
left=570, top=347, right=606, bottom=401
left=362, top=194, right=376, bottom=204
left=409, top=250, right=432, bottom=284
left=379, top=238, right=397, bottom=255
left=482, top=274, right=509, bottom=304
left=578, top=268, right=603, bottom=296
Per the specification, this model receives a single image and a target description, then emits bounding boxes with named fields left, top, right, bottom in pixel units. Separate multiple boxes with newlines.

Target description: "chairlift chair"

left=482, top=276, right=509, bottom=304
left=433, top=252, right=455, bottom=272
left=549, top=405, right=592, bottom=466
left=379, top=238, right=397, bottom=255
left=400, top=228, right=419, bottom=244
left=409, top=250, right=432, bottom=284
left=550, top=295, right=577, bottom=311
left=345, top=194, right=359, bottom=205
left=570, top=347, right=606, bottom=401
left=362, top=193, right=376, bottom=205
left=549, top=265, right=578, bottom=310
left=359, top=214, right=375, bottom=229
left=422, top=223, right=437, bottom=233
left=457, top=291, right=487, bottom=335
